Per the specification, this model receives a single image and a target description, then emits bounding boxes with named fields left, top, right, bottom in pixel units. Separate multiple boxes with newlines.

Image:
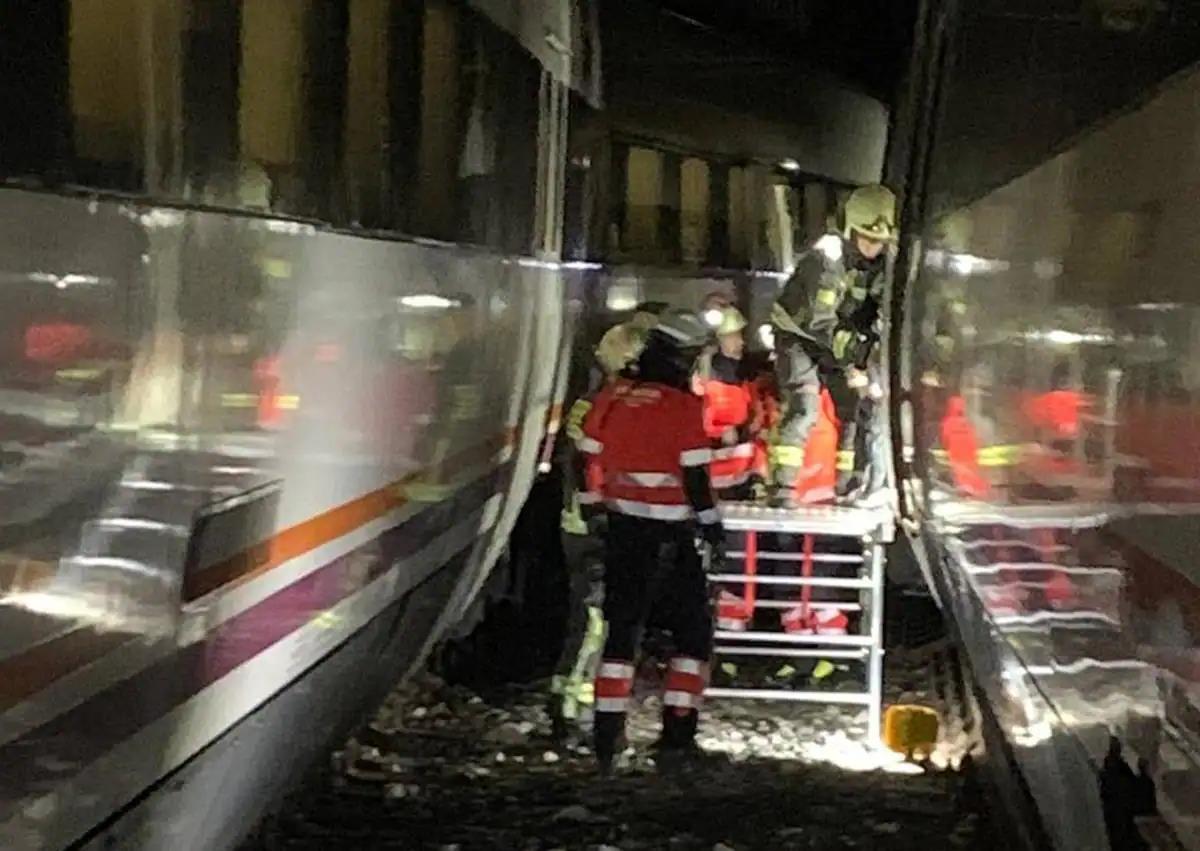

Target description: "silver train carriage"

left=0, top=1, right=593, bottom=848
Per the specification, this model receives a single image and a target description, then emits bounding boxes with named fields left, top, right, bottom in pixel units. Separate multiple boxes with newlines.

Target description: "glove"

left=846, top=367, right=870, bottom=397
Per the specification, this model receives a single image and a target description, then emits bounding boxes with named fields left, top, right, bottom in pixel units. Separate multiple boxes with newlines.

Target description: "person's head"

left=843, top=184, right=898, bottom=259
left=595, top=323, right=647, bottom=379
left=637, top=311, right=712, bottom=390
left=715, top=307, right=747, bottom=360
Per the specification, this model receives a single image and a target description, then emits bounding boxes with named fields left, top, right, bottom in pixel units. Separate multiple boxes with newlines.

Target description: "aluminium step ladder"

left=707, top=502, right=895, bottom=743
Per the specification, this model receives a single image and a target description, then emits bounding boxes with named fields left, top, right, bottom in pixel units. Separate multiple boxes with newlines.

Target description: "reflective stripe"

left=712, top=470, right=751, bottom=489
left=670, top=657, right=703, bottom=675
left=836, top=450, right=855, bottom=472
left=770, top=445, right=806, bottom=466
left=598, top=661, right=635, bottom=679
left=712, top=443, right=755, bottom=461
left=607, top=499, right=691, bottom=521
left=578, top=491, right=602, bottom=505
left=618, top=471, right=681, bottom=488
left=696, top=507, right=721, bottom=525
left=664, top=691, right=700, bottom=708
left=578, top=436, right=603, bottom=454
left=595, top=697, right=629, bottom=713
left=680, top=448, right=713, bottom=467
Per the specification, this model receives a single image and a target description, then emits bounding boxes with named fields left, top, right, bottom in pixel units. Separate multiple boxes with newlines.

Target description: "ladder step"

left=712, top=630, right=875, bottom=646
left=719, top=501, right=892, bottom=538
left=714, top=645, right=868, bottom=660
left=726, top=551, right=863, bottom=564
left=708, top=574, right=871, bottom=589
left=745, top=600, right=862, bottom=611
left=704, top=687, right=872, bottom=704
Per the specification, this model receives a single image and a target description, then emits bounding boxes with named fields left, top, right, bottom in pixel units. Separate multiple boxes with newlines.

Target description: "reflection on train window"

left=0, top=0, right=543, bottom=254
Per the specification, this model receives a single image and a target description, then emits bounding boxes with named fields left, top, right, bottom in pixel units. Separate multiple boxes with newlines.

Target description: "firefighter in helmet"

left=550, top=313, right=655, bottom=740
left=578, top=311, right=723, bottom=773
left=769, top=184, right=897, bottom=505
left=696, top=306, right=767, bottom=501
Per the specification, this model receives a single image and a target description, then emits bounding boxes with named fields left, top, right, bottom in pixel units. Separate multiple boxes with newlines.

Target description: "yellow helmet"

left=595, top=322, right=647, bottom=377
left=715, top=306, right=747, bottom=337
left=843, top=184, right=898, bottom=243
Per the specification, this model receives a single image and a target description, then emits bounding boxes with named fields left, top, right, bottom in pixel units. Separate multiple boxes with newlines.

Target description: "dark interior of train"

left=1, top=1, right=1200, bottom=849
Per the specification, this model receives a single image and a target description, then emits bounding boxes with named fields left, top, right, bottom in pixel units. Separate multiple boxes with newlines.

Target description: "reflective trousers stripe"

left=595, top=697, right=629, bottom=713
left=669, top=657, right=704, bottom=676
left=598, top=661, right=635, bottom=679
left=664, top=690, right=701, bottom=709
left=664, top=657, right=707, bottom=704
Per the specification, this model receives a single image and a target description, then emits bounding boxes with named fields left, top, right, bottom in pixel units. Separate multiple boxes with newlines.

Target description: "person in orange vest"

left=696, top=307, right=766, bottom=501
left=578, top=311, right=723, bottom=774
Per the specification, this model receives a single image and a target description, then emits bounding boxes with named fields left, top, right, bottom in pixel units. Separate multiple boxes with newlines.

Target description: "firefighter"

left=550, top=316, right=654, bottom=741
left=696, top=306, right=766, bottom=501
left=769, top=184, right=897, bottom=505
left=578, top=311, right=723, bottom=773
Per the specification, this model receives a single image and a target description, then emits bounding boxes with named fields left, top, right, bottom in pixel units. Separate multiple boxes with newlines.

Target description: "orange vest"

left=940, top=395, right=990, bottom=498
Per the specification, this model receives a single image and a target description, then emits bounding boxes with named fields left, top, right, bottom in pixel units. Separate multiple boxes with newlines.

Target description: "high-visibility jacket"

left=771, top=235, right=885, bottom=366
left=700, top=353, right=762, bottom=491
left=940, top=395, right=990, bottom=498
left=1022, top=389, right=1086, bottom=440
left=579, top=380, right=719, bottom=526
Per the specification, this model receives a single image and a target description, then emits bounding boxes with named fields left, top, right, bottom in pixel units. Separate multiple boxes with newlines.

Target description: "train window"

left=0, top=0, right=545, bottom=255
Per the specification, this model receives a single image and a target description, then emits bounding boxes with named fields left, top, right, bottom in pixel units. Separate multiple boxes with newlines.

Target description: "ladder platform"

left=719, top=501, right=894, bottom=541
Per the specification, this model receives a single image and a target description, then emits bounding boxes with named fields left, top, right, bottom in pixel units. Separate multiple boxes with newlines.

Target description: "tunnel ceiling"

left=640, top=0, right=919, bottom=100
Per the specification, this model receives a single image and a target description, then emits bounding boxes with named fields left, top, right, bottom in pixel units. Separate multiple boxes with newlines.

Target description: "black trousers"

left=601, top=514, right=713, bottom=664
left=774, top=335, right=860, bottom=485
left=553, top=532, right=603, bottom=683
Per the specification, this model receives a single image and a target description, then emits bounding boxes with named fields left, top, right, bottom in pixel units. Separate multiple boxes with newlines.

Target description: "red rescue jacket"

left=580, top=380, right=718, bottom=524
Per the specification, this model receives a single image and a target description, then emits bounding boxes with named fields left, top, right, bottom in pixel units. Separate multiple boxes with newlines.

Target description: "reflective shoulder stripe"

left=680, top=448, right=713, bottom=466
left=696, top=507, right=721, bottom=525
left=578, top=436, right=603, bottom=454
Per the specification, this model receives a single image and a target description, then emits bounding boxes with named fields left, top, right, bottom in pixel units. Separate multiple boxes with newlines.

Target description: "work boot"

left=655, top=711, right=727, bottom=774
left=548, top=695, right=569, bottom=743
left=835, top=470, right=865, bottom=505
